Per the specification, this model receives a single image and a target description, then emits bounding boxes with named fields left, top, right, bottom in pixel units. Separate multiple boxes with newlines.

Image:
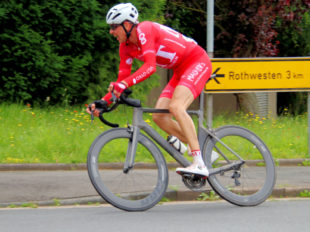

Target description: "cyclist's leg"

left=154, top=46, right=212, bottom=175
left=155, top=51, right=212, bottom=149
left=173, top=51, right=211, bottom=175
left=153, top=86, right=207, bottom=174
left=153, top=77, right=189, bottom=143
left=169, top=85, right=199, bottom=151
left=167, top=85, right=209, bottom=176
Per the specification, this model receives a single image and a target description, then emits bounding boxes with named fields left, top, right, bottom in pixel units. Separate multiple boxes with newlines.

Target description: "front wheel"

left=203, top=125, right=276, bottom=206
left=87, top=128, right=168, bottom=211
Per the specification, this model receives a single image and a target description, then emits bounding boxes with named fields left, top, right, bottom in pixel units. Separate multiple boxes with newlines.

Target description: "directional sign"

left=205, top=57, right=310, bottom=93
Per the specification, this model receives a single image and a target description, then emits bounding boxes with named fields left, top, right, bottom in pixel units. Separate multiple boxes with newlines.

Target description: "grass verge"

left=0, top=103, right=308, bottom=164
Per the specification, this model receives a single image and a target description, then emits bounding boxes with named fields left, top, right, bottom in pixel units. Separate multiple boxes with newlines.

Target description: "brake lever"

left=88, top=105, right=103, bottom=124
left=91, top=110, right=94, bottom=123
left=88, top=105, right=95, bottom=124
left=111, top=90, right=118, bottom=103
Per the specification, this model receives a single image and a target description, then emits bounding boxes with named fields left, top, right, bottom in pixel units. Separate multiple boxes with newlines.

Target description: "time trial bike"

left=87, top=88, right=276, bottom=211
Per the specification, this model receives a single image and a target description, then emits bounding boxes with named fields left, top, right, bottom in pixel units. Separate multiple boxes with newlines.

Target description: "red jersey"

left=116, top=21, right=198, bottom=86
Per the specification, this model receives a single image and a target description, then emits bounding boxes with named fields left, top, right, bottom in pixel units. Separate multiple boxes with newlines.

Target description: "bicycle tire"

left=87, top=128, right=168, bottom=211
left=203, top=125, right=276, bottom=206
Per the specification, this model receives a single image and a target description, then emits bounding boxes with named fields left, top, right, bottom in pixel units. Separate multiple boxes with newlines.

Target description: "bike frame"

left=123, top=91, right=244, bottom=176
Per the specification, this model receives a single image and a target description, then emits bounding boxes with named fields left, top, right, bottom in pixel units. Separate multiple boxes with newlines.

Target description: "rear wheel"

left=203, top=126, right=276, bottom=206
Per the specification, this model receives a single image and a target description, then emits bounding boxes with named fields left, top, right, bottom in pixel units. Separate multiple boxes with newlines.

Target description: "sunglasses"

left=110, top=24, right=121, bottom=30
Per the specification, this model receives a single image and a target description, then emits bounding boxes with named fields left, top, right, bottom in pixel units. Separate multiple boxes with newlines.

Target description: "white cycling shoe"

left=176, top=163, right=209, bottom=178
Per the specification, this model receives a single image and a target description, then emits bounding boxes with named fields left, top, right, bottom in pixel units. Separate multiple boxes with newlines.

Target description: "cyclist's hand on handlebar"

left=108, top=82, right=127, bottom=98
left=86, top=99, right=108, bottom=117
left=86, top=104, right=100, bottom=117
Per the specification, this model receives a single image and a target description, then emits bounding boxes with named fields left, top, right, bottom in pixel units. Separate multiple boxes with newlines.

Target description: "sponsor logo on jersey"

left=126, top=58, right=133, bottom=65
left=133, top=66, right=155, bottom=84
left=156, top=45, right=176, bottom=63
left=137, top=27, right=147, bottom=45
left=184, top=63, right=207, bottom=82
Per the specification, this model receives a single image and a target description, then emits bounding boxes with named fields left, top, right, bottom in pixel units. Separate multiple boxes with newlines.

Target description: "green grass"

left=299, top=190, right=310, bottom=197
left=214, top=111, right=308, bottom=159
left=196, top=191, right=220, bottom=201
left=0, top=103, right=308, bottom=164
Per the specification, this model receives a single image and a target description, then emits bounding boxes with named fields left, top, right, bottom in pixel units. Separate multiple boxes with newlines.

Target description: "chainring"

left=182, top=174, right=207, bottom=192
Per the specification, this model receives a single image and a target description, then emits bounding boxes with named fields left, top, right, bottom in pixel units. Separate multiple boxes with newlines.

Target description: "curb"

left=1, top=187, right=309, bottom=208
left=0, top=163, right=178, bottom=171
left=0, top=159, right=309, bottom=171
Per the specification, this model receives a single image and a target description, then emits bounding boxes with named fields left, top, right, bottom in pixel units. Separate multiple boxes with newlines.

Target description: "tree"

left=164, top=0, right=310, bottom=115
left=214, top=0, right=310, bottom=57
left=0, top=0, right=165, bottom=105
left=164, top=0, right=207, bottom=48
left=274, top=0, right=310, bottom=57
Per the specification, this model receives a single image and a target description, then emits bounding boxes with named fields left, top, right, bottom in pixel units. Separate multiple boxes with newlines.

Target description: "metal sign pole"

left=206, top=0, right=214, bottom=128
left=207, top=0, right=214, bottom=58
left=308, top=92, right=310, bottom=157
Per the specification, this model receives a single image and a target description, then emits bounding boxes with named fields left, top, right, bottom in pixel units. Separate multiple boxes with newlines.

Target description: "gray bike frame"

left=124, top=91, right=244, bottom=176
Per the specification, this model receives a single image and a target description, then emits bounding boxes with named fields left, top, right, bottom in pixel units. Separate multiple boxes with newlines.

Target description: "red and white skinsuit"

left=103, top=21, right=212, bottom=103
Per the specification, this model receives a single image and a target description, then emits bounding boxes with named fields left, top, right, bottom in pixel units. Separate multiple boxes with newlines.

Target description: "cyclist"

left=87, top=3, right=212, bottom=177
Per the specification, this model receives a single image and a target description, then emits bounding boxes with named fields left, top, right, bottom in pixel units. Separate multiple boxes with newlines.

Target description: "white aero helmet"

left=106, top=3, right=139, bottom=25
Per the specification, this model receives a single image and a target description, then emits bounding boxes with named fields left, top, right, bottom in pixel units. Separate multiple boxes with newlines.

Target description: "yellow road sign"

left=206, top=57, right=310, bottom=93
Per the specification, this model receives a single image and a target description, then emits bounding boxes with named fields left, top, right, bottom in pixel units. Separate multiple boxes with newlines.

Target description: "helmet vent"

left=112, top=13, right=121, bottom=20
left=107, top=12, right=112, bottom=20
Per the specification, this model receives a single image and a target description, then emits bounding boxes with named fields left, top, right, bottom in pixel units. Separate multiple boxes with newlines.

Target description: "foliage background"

left=0, top=0, right=165, bottom=106
left=165, top=0, right=310, bottom=57
left=164, top=0, right=310, bottom=115
left=1, top=0, right=309, bottom=165
left=1, top=0, right=309, bottom=112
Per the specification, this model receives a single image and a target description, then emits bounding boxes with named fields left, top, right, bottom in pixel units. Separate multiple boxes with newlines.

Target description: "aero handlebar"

left=96, top=89, right=141, bottom=128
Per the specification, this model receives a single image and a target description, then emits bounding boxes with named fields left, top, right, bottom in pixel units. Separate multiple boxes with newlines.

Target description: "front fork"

left=123, top=125, right=139, bottom=173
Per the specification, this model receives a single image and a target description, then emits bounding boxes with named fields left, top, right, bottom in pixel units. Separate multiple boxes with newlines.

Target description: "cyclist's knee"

left=152, top=113, right=169, bottom=126
left=152, top=113, right=160, bottom=124
left=169, top=101, right=186, bottom=118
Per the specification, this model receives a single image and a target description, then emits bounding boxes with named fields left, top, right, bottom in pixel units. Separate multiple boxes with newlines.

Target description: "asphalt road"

left=1, top=166, right=310, bottom=206
left=1, top=199, right=309, bottom=232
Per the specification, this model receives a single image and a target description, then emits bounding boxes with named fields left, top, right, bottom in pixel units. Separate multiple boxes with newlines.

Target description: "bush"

left=0, top=0, right=165, bottom=106
left=164, top=0, right=206, bottom=48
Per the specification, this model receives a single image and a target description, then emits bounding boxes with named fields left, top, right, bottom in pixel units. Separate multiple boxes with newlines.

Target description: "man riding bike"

left=87, top=3, right=212, bottom=177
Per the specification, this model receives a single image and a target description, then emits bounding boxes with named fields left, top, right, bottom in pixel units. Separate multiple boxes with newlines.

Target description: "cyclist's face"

left=109, top=24, right=126, bottom=43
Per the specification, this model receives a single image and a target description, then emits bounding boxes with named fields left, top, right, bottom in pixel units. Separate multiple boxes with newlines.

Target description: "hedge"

left=0, top=0, right=165, bottom=106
